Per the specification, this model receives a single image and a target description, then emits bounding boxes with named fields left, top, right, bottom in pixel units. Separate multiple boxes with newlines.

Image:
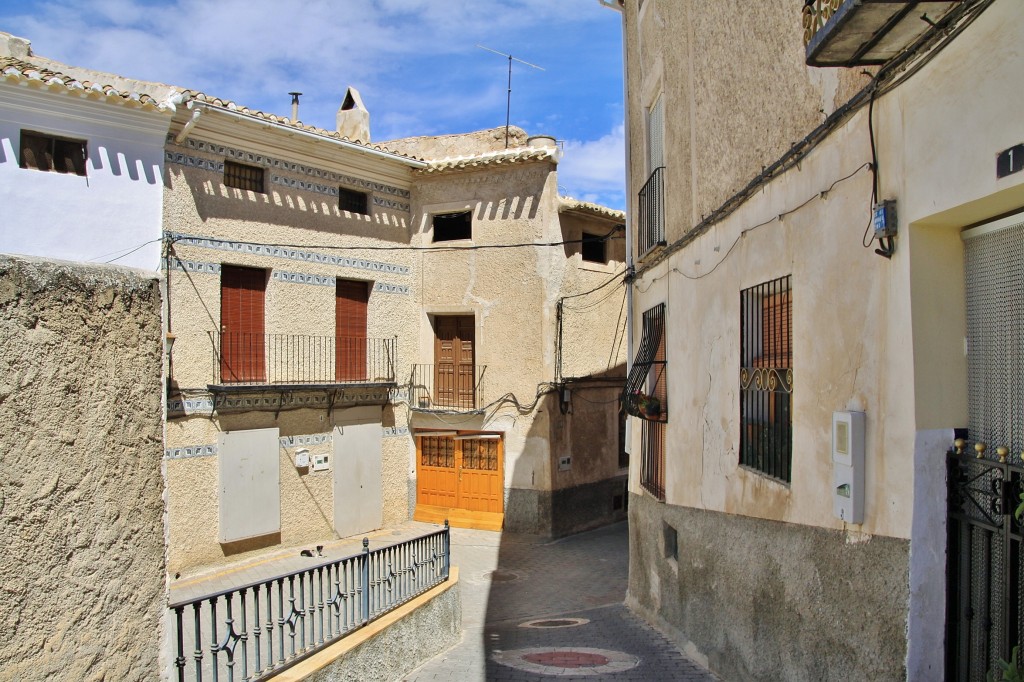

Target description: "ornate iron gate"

left=946, top=442, right=1023, bottom=681
left=947, top=214, right=1024, bottom=680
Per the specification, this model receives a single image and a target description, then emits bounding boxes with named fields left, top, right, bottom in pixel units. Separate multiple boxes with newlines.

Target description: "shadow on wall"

left=171, top=166, right=411, bottom=244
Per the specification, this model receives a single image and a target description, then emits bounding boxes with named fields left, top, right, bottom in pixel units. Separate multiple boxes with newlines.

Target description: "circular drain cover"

left=519, top=617, right=590, bottom=629
left=487, top=569, right=520, bottom=582
left=492, top=647, right=639, bottom=676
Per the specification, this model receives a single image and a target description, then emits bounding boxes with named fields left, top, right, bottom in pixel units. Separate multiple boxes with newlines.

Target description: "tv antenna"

left=477, top=44, right=545, bottom=148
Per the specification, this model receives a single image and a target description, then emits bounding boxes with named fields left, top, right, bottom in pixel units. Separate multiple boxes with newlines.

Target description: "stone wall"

left=0, top=255, right=165, bottom=681
left=627, top=493, right=910, bottom=682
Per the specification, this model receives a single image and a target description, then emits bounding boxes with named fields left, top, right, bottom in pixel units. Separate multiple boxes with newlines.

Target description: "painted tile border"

left=167, top=231, right=411, bottom=276
left=165, top=137, right=411, bottom=199
left=168, top=389, right=397, bottom=417
left=165, top=429, right=408, bottom=460
left=167, top=258, right=409, bottom=295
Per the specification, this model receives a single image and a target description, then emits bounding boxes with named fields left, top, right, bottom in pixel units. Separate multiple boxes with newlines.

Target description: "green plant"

left=989, top=646, right=1023, bottom=682
left=1015, top=491, right=1024, bottom=524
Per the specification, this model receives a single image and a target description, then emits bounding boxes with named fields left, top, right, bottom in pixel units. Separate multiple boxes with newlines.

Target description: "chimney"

left=336, top=87, right=370, bottom=142
left=289, top=92, right=302, bottom=122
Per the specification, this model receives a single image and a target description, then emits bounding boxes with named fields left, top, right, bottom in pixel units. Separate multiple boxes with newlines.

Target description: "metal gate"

left=946, top=445, right=1023, bottom=681
left=946, top=213, right=1024, bottom=681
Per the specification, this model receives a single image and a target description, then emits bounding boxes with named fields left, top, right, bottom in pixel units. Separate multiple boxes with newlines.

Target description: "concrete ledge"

left=271, top=566, right=461, bottom=681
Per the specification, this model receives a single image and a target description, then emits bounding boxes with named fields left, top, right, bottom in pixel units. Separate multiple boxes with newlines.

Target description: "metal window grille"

left=641, top=419, right=665, bottom=501
left=638, top=166, right=666, bottom=258
left=224, top=160, right=265, bottom=193
left=624, top=303, right=667, bottom=423
left=19, top=130, right=87, bottom=176
left=339, top=187, right=369, bottom=215
left=739, top=276, right=793, bottom=482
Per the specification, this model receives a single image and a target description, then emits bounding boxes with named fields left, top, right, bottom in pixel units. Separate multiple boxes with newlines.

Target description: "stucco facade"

left=614, top=0, right=1024, bottom=680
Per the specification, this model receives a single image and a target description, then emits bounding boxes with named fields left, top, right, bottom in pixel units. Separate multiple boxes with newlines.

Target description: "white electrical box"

left=294, top=448, right=310, bottom=468
left=558, top=456, right=572, bottom=471
left=832, top=411, right=865, bottom=524
left=312, top=454, right=330, bottom=472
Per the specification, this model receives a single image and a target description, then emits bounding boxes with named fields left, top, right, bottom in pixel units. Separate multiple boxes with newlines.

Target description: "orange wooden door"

left=457, top=438, right=503, bottom=513
left=417, top=435, right=457, bottom=508
left=336, top=279, right=368, bottom=381
left=220, top=265, right=266, bottom=382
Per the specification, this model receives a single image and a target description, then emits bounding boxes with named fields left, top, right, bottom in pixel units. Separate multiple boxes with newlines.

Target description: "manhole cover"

left=492, top=647, right=639, bottom=676
left=519, top=617, right=590, bottom=629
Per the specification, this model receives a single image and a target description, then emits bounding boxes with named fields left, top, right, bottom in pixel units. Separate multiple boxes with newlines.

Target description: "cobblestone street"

left=404, top=522, right=717, bottom=681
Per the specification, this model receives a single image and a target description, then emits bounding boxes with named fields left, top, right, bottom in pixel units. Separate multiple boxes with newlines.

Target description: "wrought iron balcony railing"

left=169, top=525, right=450, bottom=682
left=210, top=333, right=396, bottom=387
left=410, top=364, right=487, bottom=411
left=638, top=166, right=666, bottom=258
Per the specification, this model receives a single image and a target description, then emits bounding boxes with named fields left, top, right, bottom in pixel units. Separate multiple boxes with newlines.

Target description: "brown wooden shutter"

left=434, top=316, right=474, bottom=408
left=220, top=265, right=267, bottom=382
left=336, top=280, right=368, bottom=381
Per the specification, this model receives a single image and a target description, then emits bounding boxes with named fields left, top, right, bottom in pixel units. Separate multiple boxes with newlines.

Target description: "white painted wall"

left=0, top=84, right=171, bottom=269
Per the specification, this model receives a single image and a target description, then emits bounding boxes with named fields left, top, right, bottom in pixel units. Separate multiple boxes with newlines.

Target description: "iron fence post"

left=360, top=538, right=370, bottom=624
left=174, top=605, right=186, bottom=682
left=443, top=520, right=450, bottom=580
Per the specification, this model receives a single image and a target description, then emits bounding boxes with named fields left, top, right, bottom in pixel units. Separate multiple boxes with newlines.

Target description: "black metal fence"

left=637, top=166, right=665, bottom=258
left=169, top=525, right=450, bottom=682
left=946, top=444, right=1023, bottom=682
left=210, top=333, right=396, bottom=386
left=410, top=364, right=486, bottom=411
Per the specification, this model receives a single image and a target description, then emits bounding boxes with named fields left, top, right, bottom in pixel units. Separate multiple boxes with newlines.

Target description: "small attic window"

left=581, top=232, right=606, bottom=264
left=224, top=160, right=265, bottom=193
left=20, top=130, right=87, bottom=176
left=339, top=187, right=369, bottom=215
left=433, top=211, right=472, bottom=242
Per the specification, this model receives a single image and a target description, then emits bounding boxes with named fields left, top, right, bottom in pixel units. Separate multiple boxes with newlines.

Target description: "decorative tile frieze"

left=165, top=444, right=217, bottom=460
left=167, top=231, right=411, bottom=276
left=166, top=137, right=411, bottom=199
left=373, top=282, right=410, bottom=295
left=168, top=258, right=221, bottom=275
left=280, top=433, right=332, bottom=448
left=272, top=270, right=335, bottom=287
left=270, top=174, right=411, bottom=213
left=168, top=390, right=395, bottom=419
left=383, top=426, right=410, bottom=438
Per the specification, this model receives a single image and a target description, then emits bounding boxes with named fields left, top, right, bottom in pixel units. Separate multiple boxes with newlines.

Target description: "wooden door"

left=414, top=433, right=503, bottom=531
left=336, top=279, right=368, bottom=381
left=434, top=316, right=475, bottom=408
left=220, top=265, right=266, bottom=382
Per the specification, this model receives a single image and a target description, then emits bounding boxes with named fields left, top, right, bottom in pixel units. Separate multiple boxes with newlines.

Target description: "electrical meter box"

left=832, top=411, right=865, bottom=524
left=312, top=454, right=330, bottom=472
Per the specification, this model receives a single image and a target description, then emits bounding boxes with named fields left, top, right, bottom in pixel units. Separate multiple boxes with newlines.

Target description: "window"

left=336, top=279, right=369, bottom=381
left=339, top=187, right=369, bottom=215
left=740, top=276, right=792, bottom=482
left=581, top=232, right=606, bottom=264
left=220, top=265, right=267, bottom=383
left=19, top=130, right=87, bottom=176
left=623, top=303, right=667, bottom=500
left=433, top=211, right=472, bottom=242
left=638, top=95, right=665, bottom=257
left=223, top=160, right=265, bottom=193
left=663, top=521, right=678, bottom=561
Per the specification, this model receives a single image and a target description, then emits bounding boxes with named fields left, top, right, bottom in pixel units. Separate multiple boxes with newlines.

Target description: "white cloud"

left=558, top=123, right=626, bottom=210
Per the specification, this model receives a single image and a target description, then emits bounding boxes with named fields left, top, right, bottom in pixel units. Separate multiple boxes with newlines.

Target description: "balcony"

left=209, top=333, right=397, bottom=389
left=410, top=364, right=487, bottom=412
left=803, top=0, right=962, bottom=67
left=638, top=166, right=666, bottom=258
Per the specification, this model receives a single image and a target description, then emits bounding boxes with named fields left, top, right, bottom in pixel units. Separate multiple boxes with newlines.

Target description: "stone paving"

left=404, top=522, right=718, bottom=681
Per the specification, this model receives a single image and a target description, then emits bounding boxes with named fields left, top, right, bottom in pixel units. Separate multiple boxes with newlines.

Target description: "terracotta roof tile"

left=559, top=196, right=626, bottom=221
left=415, top=145, right=560, bottom=174
left=0, top=56, right=171, bottom=111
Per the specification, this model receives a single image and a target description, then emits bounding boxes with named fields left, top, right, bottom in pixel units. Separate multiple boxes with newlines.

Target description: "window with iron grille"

left=623, top=303, right=667, bottom=500
left=223, top=160, right=265, bottom=193
left=740, top=276, right=793, bottom=482
left=19, top=130, right=87, bottom=176
left=581, top=232, right=606, bottom=263
left=433, top=211, right=472, bottom=242
left=339, top=186, right=369, bottom=215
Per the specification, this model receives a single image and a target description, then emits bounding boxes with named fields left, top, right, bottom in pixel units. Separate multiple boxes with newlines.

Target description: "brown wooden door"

left=220, top=265, right=266, bottom=382
left=336, top=280, right=368, bottom=381
left=434, top=316, right=474, bottom=408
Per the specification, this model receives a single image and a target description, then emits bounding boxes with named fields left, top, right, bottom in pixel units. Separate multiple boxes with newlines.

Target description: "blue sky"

left=0, top=0, right=626, bottom=209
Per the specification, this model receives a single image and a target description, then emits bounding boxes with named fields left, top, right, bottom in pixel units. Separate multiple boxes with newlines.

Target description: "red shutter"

left=336, top=280, right=368, bottom=381
left=220, top=265, right=266, bottom=382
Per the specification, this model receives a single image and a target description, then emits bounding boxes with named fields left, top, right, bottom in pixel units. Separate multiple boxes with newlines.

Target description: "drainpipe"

left=173, top=107, right=203, bottom=144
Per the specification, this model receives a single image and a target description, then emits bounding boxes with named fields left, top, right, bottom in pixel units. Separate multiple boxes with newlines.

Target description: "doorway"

left=414, top=431, right=504, bottom=531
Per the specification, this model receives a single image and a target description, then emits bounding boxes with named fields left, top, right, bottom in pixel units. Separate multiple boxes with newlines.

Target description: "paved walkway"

left=404, top=522, right=717, bottom=681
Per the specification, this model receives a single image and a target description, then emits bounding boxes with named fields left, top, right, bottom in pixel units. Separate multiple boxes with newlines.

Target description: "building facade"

left=612, top=0, right=1024, bottom=680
